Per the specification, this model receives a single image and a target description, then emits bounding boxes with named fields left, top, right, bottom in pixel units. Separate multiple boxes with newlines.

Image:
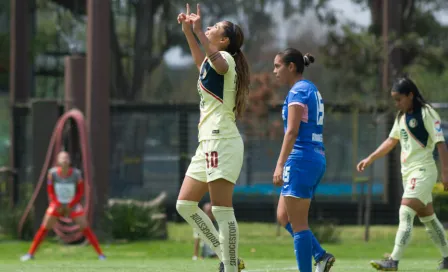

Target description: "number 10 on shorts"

left=206, top=151, right=218, bottom=168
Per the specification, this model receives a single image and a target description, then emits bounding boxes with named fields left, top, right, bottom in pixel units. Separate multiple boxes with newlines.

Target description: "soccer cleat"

left=20, top=253, right=34, bottom=262
left=218, top=258, right=245, bottom=272
left=370, top=257, right=398, bottom=271
left=438, top=257, right=448, bottom=270
left=315, top=252, right=335, bottom=272
left=98, top=255, right=106, bottom=260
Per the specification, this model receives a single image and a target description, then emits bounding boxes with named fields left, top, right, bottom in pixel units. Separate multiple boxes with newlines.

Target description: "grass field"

left=0, top=223, right=445, bottom=271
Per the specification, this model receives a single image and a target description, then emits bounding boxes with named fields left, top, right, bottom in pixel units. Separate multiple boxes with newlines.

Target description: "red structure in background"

left=9, top=0, right=110, bottom=237
left=18, top=109, right=94, bottom=243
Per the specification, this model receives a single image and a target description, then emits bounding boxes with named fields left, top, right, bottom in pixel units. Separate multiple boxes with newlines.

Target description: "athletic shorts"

left=186, top=137, right=244, bottom=184
left=281, top=159, right=326, bottom=199
left=46, top=202, right=85, bottom=218
left=402, top=164, right=437, bottom=205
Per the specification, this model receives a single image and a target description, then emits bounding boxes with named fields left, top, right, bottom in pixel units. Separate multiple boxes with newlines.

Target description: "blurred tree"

left=318, top=0, right=448, bottom=105
left=47, top=0, right=311, bottom=100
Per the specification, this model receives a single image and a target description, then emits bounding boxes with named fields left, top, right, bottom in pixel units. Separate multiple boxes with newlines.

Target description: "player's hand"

left=357, top=157, right=373, bottom=172
left=442, top=172, right=448, bottom=191
left=273, top=165, right=284, bottom=186
left=189, top=4, right=202, bottom=34
left=177, top=3, right=192, bottom=33
left=58, top=204, right=70, bottom=216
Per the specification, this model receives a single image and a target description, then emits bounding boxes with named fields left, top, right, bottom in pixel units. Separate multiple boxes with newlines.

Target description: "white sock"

left=420, top=214, right=448, bottom=258
left=212, top=206, right=239, bottom=272
left=176, top=200, right=222, bottom=260
left=390, top=205, right=416, bottom=261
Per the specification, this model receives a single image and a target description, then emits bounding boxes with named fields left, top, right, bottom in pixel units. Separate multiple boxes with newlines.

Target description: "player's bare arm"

left=177, top=3, right=205, bottom=70
left=273, top=105, right=303, bottom=186
left=189, top=4, right=229, bottom=75
left=437, top=142, right=448, bottom=190
left=357, top=137, right=399, bottom=172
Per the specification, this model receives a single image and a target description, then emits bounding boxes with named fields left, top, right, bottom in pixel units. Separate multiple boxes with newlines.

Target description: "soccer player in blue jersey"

left=358, top=76, right=448, bottom=271
left=272, top=48, right=335, bottom=272
left=176, top=3, right=249, bottom=272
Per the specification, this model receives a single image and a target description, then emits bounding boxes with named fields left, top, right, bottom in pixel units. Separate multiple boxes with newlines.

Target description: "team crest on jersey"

left=408, top=118, right=418, bottom=128
left=200, top=68, right=208, bottom=80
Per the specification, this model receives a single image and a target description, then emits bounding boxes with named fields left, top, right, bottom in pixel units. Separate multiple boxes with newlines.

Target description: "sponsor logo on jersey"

left=435, top=120, right=442, bottom=132
left=401, top=129, right=409, bottom=142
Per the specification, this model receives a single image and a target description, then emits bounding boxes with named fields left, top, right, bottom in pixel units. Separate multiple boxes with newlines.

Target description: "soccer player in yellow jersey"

left=175, top=3, right=250, bottom=272
left=357, top=76, right=448, bottom=271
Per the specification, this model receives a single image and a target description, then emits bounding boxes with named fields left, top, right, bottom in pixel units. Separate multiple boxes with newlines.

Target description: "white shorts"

left=186, top=137, right=244, bottom=184
left=402, top=164, right=437, bottom=205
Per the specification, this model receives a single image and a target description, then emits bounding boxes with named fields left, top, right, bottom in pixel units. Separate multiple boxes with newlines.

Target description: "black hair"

left=392, top=76, right=430, bottom=118
left=277, top=48, right=314, bottom=74
left=221, top=21, right=250, bottom=119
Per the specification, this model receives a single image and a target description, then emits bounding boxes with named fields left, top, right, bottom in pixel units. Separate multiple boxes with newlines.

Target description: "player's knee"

left=419, top=213, right=436, bottom=224
left=398, top=205, right=416, bottom=231
left=176, top=200, right=198, bottom=216
left=276, top=210, right=289, bottom=226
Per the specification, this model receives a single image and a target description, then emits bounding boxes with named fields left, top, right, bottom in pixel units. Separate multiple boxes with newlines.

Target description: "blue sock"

left=286, top=223, right=326, bottom=262
left=294, top=230, right=313, bottom=272
left=284, top=223, right=294, bottom=237
left=310, top=232, right=326, bottom=262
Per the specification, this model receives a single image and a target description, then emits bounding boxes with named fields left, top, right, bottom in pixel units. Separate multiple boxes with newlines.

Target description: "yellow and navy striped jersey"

left=389, top=105, right=445, bottom=176
left=196, top=51, right=240, bottom=142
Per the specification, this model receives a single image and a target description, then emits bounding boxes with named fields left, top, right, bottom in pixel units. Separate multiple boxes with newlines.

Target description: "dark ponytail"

left=276, top=48, right=315, bottom=74
left=222, top=21, right=250, bottom=119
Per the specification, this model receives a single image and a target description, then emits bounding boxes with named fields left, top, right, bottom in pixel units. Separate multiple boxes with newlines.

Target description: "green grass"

left=0, top=223, right=445, bottom=271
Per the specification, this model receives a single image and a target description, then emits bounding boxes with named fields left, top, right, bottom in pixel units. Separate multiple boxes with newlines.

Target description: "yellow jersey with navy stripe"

left=196, top=51, right=240, bottom=142
left=389, top=105, right=445, bottom=176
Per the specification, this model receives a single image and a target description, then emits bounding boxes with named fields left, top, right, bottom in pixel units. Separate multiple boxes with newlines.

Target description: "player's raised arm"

left=177, top=3, right=204, bottom=71
left=190, top=4, right=229, bottom=75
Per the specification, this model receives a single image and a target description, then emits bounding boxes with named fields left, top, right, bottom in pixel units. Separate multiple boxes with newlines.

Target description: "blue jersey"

left=282, top=80, right=325, bottom=162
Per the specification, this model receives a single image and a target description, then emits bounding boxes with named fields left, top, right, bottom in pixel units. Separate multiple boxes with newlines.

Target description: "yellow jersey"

left=389, top=105, right=445, bottom=176
left=196, top=51, right=240, bottom=142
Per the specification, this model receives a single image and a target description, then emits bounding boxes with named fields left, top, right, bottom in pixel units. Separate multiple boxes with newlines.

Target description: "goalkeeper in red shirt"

left=21, top=151, right=105, bottom=261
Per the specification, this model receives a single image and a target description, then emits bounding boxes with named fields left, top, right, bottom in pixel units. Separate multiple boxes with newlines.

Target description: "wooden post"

left=352, top=107, right=359, bottom=202
left=86, top=0, right=110, bottom=229
left=9, top=0, right=32, bottom=206
left=64, top=55, right=86, bottom=166
left=64, top=55, right=86, bottom=113
left=364, top=165, right=374, bottom=242
left=31, top=100, right=59, bottom=232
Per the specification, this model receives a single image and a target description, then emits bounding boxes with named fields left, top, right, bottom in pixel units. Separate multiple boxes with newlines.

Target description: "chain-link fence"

left=6, top=102, right=448, bottom=223
left=109, top=104, right=390, bottom=203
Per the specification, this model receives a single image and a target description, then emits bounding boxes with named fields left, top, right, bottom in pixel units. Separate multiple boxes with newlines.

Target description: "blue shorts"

left=281, top=159, right=326, bottom=199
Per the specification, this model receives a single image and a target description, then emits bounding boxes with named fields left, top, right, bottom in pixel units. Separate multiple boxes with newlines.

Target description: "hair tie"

left=303, top=55, right=309, bottom=65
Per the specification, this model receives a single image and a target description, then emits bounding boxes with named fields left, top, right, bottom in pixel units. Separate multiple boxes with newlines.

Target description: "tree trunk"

left=109, top=8, right=129, bottom=99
